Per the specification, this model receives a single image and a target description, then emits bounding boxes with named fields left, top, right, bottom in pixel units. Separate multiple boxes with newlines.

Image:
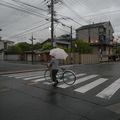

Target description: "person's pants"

left=51, top=69, right=58, bottom=82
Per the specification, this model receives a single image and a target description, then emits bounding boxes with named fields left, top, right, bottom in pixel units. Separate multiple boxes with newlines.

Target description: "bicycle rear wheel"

left=63, top=70, right=76, bottom=85
left=44, top=69, right=51, bottom=81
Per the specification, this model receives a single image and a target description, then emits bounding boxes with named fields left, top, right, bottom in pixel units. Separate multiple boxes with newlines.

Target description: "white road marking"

left=15, top=73, right=43, bottom=78
left=43, top=73, right=86, bottom=85
left=74, top=78, right=108, bottom=93
left=96, top=78, right=120, bottom=99
left=44, top=82, right=54, bottom=85
left=23, top=75, right=44, bottom=80
left=58, top=75, right=98, bottom=88
left=4, top=71, right=42, bottom=77
left=30, top=78, right=46, bottom=82
left=75, top=73, right=86, bottom=77
left=27, top=78, right=46, bottom=85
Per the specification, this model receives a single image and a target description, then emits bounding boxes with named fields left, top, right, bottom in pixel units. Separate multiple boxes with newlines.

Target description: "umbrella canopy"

left=50, top=48, right=68, bottom=60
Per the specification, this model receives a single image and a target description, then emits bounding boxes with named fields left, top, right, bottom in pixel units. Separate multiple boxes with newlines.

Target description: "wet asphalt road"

left=0, top=61, right=120, bottom=120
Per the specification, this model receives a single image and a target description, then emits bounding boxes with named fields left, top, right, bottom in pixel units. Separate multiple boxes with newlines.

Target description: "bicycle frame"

left=44, top=67, right=76, bottom=85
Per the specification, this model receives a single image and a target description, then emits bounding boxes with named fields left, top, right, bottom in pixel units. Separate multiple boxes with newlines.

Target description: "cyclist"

left=48, top=55, right=59, bottom=87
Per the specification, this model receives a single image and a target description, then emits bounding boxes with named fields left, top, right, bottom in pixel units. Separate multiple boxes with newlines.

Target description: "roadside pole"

left=29, top=35, right=36, bottom=64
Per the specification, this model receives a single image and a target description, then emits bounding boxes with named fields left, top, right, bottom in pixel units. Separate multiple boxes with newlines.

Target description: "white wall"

left=0, top=41, right=4, bottom=50
left=0, top=52, right=4, bottom=60
left=5, top=55, right=20, bottom=61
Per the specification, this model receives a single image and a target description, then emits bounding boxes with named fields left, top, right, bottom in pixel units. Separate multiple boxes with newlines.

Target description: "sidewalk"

left=0, top=61, right=74, bottom=75
left=0, top=61, right=48, bottom=75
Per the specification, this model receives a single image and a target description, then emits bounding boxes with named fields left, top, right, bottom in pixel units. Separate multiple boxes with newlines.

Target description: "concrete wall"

left=59, top=53, right=99, bottom=65
left=5, top=53, right=100, bottom=64
left=4, top=55, right=21, bottom=61
left=81, top=54, right=99, bottom=64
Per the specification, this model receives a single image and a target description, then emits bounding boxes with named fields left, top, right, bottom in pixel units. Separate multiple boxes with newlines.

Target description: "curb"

left=0, top=64, right=75, bottom=75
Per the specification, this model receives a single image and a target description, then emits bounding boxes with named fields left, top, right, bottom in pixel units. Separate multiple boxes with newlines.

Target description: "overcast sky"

left=0, top=0, right=120, bottom=43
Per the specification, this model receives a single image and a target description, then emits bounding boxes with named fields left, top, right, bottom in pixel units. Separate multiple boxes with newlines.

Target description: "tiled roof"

left=76, top=21, right=111, bottom=31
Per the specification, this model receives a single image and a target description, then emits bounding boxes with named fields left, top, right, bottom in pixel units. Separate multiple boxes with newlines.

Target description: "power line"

left=57, top=27, right=71, bottom=34
left=84, top=9, right=120, bottom=18
left=12, top=0, right=48, bottom=12
left=6, top=26, right=50, bottom=40
left=56, top=13, right=83, bottom=26
left=0, top=1, right=48, bottom=19
left=62, top=1, right=89, bottom=24
left=7, top=21, right=50, bottom=38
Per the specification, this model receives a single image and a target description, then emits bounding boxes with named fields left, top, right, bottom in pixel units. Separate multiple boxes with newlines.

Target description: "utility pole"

left=70, top=26, right=73, bottom=63
left=61, top=23, right=73, bottom=49
left=51, top=0, right=54, bottom=48
left=88, top=27, right=91, bottom=43
left=45, top=0, right=61, bottom=48
left=29, top=35, right=36, bottom=64
left=61, top=23, right=73, bottom=63
left=0, top=29, right=2, bottom=40
left=116, top=38, right=118, bottom=55
left=70, top=26, right=72, bottom=51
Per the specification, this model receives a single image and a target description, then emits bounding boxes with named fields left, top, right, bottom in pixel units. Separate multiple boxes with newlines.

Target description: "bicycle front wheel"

left=44, top=69, right=51, bottom=81
left=63, top=70, right=76, bottom=85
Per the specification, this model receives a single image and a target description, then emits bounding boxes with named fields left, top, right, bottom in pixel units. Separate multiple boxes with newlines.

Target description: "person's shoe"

left=53, top=81, right=58, bottom=87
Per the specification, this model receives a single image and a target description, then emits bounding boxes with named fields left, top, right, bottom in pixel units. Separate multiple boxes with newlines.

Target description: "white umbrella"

left=50, top=48, right=68, bottom=60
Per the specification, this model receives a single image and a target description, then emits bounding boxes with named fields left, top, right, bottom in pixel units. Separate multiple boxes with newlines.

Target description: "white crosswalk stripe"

left=58, top=75, right=98, bottom=88
left=31, top=78, right=46, bottom=82
left=3, top=71, right=42, bottom=77
left=43, top=73, right=86, bottom=85
left=96, top=78, right=120, bottom=99
left=15, top=73, right=43, bottom=79
left=23, top=75, right=44, bottom=80
left=75, top=73, right=86, bottom=77
left=2, top=71, right=120, bottom=100
left=44, top=82, right=54, bottom=85
left=74, top=78, right=108, bottom=93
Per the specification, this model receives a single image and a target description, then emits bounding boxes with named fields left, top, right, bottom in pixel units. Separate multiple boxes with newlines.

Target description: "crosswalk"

left=2, top=71, right=120, bottom=100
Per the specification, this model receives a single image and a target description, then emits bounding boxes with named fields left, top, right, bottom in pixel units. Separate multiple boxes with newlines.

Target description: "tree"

left=6, top=42, right=31, bottom=54
left=58, top=34, right=70, bottom=39
left=7, top=45, right=22, bottom=54
left=33, top=42, right=42, bottom=49
left=72, top=40, right=92, bottom=54
left=41, top=42, right=52, bottom=51
left=16, top=42, right=31, bottom=52
left=116, top=47, right=120, bottom=55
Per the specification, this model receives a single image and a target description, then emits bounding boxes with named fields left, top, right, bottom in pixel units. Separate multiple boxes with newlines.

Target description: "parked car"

left=108, top=55, right=120, bottom=61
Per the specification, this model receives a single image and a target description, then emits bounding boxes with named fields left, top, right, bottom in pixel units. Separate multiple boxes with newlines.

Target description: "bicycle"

left=44, top=67, right=76, bottom=85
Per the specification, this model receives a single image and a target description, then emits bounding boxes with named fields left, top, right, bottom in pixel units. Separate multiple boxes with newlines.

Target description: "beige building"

left=0, top=40, right=14, bottom=60
left=76, top=21, right=114, bottom=61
